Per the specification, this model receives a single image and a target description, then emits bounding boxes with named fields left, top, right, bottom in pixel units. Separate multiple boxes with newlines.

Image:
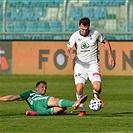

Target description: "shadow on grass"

left=0, top=111, right=132, bottom=117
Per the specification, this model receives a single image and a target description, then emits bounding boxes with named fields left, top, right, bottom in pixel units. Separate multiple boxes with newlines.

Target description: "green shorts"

left=32, top=96, right=54, bottom=115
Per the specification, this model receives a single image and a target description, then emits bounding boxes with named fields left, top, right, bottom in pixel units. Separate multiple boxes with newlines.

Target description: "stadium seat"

left=0, top=9, right=3, bottom=20
left=10, top=8, right=22, bottom=20
left=42, top=35, right=53, bottom=40
left=0, top=22, right=2, bottom=32
left=6, top=21, right=14, bottom=32
left=130, top=21, right=133, bottom=31
left=47, top=1, right=60, bottom=7
left=29, top=1, right=47, bottom=7
left=32, top=0, right=64, bottom=7
left=105, top=0, right=125, bottom=6
left=18, top=35, right=29, bottom=40
left=0, top=1, right=3, bottom=7
left=83, top=8, right=95, bottom=20
left=34, top=8, right=47, bottom=20
left=6, top=35, right=16, bottom=40
left=18, top=1, right=25, bottom=7
left=26, top=21, right=38, bottom=32
left=50, top=21, right=63, bottom=32
left=69, top=7, right=82, bottom=21
left=53, top=35, right=64, bottom=40
left=94, top=8, right=107, bottom=20
left=105, top=35, right=116, bottom=40
left=0, top=35, right=2, bottom=40
left=22, top=1, right=31, bottom=7
left=101, top=2, right=108, bottom=6
left=38, top=21, right=50, bottom=32
left=23, top=0, right=64, bottom=8
left=116, top=35, right=126, bottom=40
left=130, top=35, right=133, bottom=40
left=83, top=0, right=103, bottom=7
left=8, top=1, right=17, bottom=7
left=83, top=2, right=95, bottom=7
left=6, top=9, right=11, bottom=20
left=118, top=0, right=126, bottom=5
left=22, top=8, right=34, bottom=20
left=67, top=21, right=75, bottom=32
left=14, top=21, right=26, bottom=32
left=31, top=35, right=41, bottom=40
left=113, top=2, right=121, bottom=6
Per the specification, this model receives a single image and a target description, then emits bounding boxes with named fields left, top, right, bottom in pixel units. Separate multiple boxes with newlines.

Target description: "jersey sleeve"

left=67, top=33, right=76, bottom=48
left=97, top=32, right=105, bottom=42
left=20, top=90, right=32, bottom=100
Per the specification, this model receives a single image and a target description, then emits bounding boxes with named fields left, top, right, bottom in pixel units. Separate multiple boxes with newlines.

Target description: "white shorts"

left=74, top=61, right=101, bottom=84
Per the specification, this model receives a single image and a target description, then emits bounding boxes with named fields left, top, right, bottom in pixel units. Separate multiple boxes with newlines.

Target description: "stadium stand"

left=83, top=8, right=95, bottom=20
left=22, top=8, right=34, bottom=20
left=0, top=21, right=2, bottom=32
left=130, top=21, right=133, bottom=31
left=10, top=8, right=22, bottom=20
left=50, top=21, right=63, bottom=32
left=130, top=35, right=133, bottom=40
left=68, top=7, right=82, bottom=21
left=6, top=35, right=16, bottom=40
left=34, top=7, right=47, bottom=20
left=0, top=0, right=132, bottom=40
left=7, top=21, right=14, bottom=32
left=18, top=35, right=29, bottom=40
left=105, top=35, right=116, bottom=40
left=67, top=21, right=75, bottom=32
left=53, top=35, right=64, bottom=40
left=31, top=35, right=41, bottom=40
left=42, top=35, right=53, bottom=40
left=0, top=9, right=3, bottom=21
left=37, top=21, right=50, bottom=32
left=26, top=21, right=38, bottom=32
left=14, top=21, right=26, bottom=32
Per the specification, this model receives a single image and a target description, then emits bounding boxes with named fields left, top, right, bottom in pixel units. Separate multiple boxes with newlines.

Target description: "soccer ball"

left=89, top=98, right=102, bottom=111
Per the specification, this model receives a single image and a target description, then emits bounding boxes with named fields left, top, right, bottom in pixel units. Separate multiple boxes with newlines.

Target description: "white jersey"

left=67, top=28, right=105, bottom=63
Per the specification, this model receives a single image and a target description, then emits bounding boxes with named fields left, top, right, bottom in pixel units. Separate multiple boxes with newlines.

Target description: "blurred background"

left=0, top=0, right=133, bottom=40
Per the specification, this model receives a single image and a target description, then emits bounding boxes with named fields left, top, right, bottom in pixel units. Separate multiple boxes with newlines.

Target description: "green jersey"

left=20, top=90, right=53, bottom=115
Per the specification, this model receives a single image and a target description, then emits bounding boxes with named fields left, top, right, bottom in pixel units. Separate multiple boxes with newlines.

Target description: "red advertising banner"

left=12, top=41, right=133, bottom=76
left=0, top=41, right=12, bottom=74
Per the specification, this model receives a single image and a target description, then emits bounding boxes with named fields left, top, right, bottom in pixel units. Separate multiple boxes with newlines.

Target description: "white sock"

left=93, top=90, right=99, bottom=98
left=76, top=93, right=86, bottom=111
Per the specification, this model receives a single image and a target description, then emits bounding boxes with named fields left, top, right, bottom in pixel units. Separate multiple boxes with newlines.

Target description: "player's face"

left=37, top=83, right=47, bottom=95
left=79, top=23, right=89, bottom=36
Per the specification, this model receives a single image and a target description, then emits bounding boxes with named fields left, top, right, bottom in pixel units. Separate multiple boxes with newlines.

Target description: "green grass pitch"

left=0, top=75, right=133, bottom=133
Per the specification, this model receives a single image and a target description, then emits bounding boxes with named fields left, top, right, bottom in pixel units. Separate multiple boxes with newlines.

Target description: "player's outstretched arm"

left=102, top=39, right=116, bottom=67
left=0, top=95, right=22, bottom=102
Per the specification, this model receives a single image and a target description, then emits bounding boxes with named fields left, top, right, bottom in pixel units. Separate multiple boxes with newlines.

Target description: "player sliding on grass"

left=66, top=17, right=116, bottom=116
left=0, top=80, right=87, bottom=116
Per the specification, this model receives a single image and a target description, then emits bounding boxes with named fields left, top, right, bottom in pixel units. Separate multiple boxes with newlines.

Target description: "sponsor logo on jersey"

left=81, top=43, right=90, bottom=49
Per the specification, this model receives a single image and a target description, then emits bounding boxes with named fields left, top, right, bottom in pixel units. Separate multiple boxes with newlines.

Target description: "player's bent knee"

left=53, top=107, right=67, bottom=115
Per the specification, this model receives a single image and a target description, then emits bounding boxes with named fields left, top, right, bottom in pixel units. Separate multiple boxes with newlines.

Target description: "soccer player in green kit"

left=0, top=81, right=87, bottom=116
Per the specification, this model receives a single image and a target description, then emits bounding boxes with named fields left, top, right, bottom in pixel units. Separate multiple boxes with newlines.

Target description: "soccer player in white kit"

left=66, top=17, right=115, bottom=116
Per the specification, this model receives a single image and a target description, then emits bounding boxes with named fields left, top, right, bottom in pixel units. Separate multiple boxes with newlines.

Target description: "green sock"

left=58, top=99, right=75, bottom=107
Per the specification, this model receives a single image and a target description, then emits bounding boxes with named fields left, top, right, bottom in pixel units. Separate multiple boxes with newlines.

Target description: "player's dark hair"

left=36, top=81, right=47, bottom=87
left=79, top=17, right=90, bottom=26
